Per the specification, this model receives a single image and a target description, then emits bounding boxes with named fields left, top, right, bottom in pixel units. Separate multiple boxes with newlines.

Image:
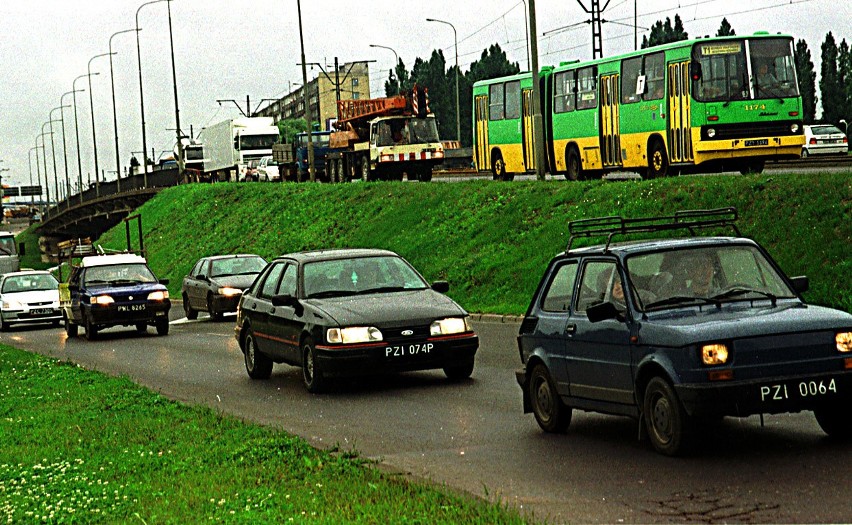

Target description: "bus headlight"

left=706, top=128, right=716, bottom=139
left=791, top=123, right=800, bottom=133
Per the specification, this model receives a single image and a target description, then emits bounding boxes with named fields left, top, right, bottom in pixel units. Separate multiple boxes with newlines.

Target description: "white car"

left=256, top=155, right=280, bottom=182
left=0, top=270, right=62, bottom=330
left=802, top=124, right=848, bottom=157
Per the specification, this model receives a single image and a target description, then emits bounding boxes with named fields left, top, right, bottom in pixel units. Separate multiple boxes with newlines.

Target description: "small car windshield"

left=2, top=274, right=58, bottom=293
left=210, top=256, right=267, bottom=277
left=625, top=245, right=797, bottom=311
left=303, top=255, right=428, bottom=298
left=84, top=263, right=157, bottom=285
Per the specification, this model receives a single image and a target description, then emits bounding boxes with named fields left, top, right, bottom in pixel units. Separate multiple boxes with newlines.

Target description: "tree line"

left=280, top=17, right=849, bottom=147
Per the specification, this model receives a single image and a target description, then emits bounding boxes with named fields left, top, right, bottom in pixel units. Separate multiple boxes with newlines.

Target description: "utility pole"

left=296, top=0, right=315, bottom=182
left=576, top=0, right=608, bottom=59
left=529, top=0, right=546, bottom=180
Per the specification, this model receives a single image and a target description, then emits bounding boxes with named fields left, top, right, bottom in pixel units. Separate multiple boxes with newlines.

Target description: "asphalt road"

left=4, top=311, right=850, bottom=524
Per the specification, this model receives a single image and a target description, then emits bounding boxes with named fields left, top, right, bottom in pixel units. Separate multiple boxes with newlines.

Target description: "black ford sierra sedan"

left=235, top=248, right=479, bottom=392
left=516, top=208, right=852, bottom=455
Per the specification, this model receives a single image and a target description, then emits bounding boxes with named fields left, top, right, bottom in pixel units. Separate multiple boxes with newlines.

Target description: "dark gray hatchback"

left=516, top=208, right=852, bottom=455
left=235, top=248, right=479, bottom=392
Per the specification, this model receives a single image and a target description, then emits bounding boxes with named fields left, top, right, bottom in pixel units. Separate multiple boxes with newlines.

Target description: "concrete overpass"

left=35, top=168, right=180, bottom=261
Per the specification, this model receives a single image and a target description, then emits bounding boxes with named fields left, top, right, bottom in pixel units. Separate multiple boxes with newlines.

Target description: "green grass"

left=76, top=171, right=852, bottom=315
left=0, top=345, right=529, bottom=524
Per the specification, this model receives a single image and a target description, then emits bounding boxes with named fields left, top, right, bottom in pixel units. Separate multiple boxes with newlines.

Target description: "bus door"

left=667, top=61, right=694, bottom=163
left=474, top=95, right=490, bottom=171
left=521, top=89, right=536, bottom=171
left=599, top=74, right=622, bottom=168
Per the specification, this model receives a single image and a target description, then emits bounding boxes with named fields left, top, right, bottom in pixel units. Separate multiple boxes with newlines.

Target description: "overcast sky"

left=0, top=0, right=844, bottom=196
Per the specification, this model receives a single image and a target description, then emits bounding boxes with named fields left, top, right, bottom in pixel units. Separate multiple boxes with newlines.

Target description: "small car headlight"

left=147, top=290, right=169, bottom=301
left=430, top=317, right=470, bottom=336
left=701, top=343, right=729, bottom=365
left=836, top=332, right=852, bottom=353
left=2, top=299, right=23, bottom=310
left=706, top=128, right=716, bottom=139
left=326, top=326, right=383, bottom=344
left=218, top=287, right=242, bottom=297
left=91, top=295, right=114, bottom=305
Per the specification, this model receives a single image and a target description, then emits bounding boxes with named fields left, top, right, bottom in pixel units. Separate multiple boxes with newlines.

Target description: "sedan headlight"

left=147, top=290, right=169, bottom=301
left=2, top=299, right=24, bottom=310
left=326, top=326, right=383, bottom=344
left=701, top=343, right=729, bottom=365
left=218, top=287, right=243, bottom=297
left=91, top=295, right=114, bottom=305
left=837, top=332, right=852, bottom=353
left=430, top=317, right=471, bottom=336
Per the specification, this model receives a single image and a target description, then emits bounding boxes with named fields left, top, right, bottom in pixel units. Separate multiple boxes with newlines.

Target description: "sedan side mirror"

left=431, top=281, right=450, bottom=293
left=159, top=279, right=170, bottom=286
left=790, top=276, right=809, bottom=294
left=271, top=294, right=304, bottom=316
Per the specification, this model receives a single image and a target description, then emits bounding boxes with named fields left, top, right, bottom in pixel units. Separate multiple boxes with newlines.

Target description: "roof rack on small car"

left=565, top=207, right=740, bottom=253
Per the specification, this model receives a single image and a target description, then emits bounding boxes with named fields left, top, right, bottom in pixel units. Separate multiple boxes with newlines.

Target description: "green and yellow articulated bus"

left=473, top=32, right=805, bottom=181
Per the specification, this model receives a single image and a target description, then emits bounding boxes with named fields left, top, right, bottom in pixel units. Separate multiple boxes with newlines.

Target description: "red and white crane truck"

left=326, top=85, right=444, bottom=182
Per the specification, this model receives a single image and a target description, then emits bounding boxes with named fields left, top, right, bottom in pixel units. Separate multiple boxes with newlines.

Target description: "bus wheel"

left=491, top=153, right=507, bottom=181
left=739, top=159, right=765, bottom=175
left=565, top=148, right=582, bottom=181
left=646, top=140, right=669, bottom=179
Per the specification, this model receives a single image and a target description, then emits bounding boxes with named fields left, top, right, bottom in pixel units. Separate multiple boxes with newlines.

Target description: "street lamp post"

left=51, top=105, right=71, bottom=208
left=28, top=147, right=38, bottom=210
left=47, top=112, right=65, bottom=205
left=38, top=126, right=52, bottom=213
left=165, top=0, right=184, bottom=184
left=369, top=44, right=400, bottom=95
left=61, top=90, right=84, bottom=208
left=88, top=53, right=113, bottom=194
left=426, top=18, right=460, bottom=143
left=136, top=0, right=169, bottom=185
left=73, top=73, right=98, bottom=202
left=110, top=28, right=139, bottom=193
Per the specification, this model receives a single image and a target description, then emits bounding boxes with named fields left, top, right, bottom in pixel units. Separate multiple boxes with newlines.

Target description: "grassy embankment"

left=83, top=171, right=850, bottom=315
left=6, top=171, right=850, bottom=522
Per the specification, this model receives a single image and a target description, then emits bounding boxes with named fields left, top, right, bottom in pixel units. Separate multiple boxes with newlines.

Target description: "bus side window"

left=489, top=83, right=505, bottom=120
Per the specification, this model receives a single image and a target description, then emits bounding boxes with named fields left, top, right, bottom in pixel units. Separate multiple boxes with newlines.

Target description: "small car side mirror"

left=586, top=301, right=621, bottom=323
left=790, top=276, right=809, bottom=294
left=159, top=279, right=170, bottom=286
left=431, top=281, right=450, bottom=293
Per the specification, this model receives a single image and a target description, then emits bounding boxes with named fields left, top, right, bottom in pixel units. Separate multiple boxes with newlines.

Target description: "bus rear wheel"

left=565, top=147, right=582, bottom=181
left=491, top=152, right=507, bottom=181
left=646, top=140, right=669, bottom=179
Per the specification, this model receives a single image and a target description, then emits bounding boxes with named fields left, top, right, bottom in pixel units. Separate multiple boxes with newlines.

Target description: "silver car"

left=0, top=270, right=62, bottom=330
left=802, top=124, right=848, bottom=157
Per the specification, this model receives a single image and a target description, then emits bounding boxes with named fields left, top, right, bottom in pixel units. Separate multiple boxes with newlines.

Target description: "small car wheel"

left=0, top=319, right=10, bottom=331
left=443, top=361, right=474, bottom=381
left=183, top=293, right=198, bottom=320
left=529, top=363, right=571, bottom=433
left=244, top=330, right=272, bottom=379
left=814, top=403, right=852, bottom=438
left=136, top=323, right=147, bottom=334
left=155, top=318, right=169, bottom=336
left=84, top=314, right=98, bottom=341
left=65, top=316, right=78, bottom=337
left=302, top=338, right=326, bottom=393
left=643, top=376, right=693, bottom=456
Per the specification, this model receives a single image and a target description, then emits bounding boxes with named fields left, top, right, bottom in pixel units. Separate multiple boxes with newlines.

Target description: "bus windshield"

left=692, top=37, right=798, bottom=102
